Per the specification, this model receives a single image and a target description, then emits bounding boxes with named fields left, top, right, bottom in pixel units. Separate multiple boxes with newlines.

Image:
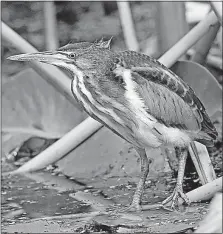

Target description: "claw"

left=162, top=186, right=190, bottom=210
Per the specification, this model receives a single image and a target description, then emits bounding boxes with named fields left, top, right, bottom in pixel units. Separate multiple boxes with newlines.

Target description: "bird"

left=8, top=38, right=218, bottom=211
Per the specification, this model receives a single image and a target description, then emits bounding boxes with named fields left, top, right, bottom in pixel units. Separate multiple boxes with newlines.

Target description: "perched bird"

left=8, top=38, right=217, bottom=211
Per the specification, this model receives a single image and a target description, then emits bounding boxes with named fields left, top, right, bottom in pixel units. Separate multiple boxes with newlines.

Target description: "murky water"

left=1, top=173, right=91, bottom=226
left=1, top=145, right=221, bottom=233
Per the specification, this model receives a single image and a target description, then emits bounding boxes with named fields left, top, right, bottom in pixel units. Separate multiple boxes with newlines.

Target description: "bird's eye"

left=114, top=58, right=121, bottom=64
left=68, top=53, right=76, bottom=59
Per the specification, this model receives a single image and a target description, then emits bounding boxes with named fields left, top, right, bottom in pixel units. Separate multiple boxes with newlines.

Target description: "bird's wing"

left=116, top=51, right=217, bottom=140
left=133, top=71, right=200, bottom=131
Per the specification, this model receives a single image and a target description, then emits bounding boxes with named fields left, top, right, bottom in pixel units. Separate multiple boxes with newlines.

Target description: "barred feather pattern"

left=71, top=71, right=145, bottom=147
left=70, top=48, right=217, bottom=149
left=115, top=51, right=218, bottom=145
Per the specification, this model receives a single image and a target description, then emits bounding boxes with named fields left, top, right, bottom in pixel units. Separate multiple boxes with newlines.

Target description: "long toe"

left=178, top=188, right=190, bottom=205
left=162, top=186, right=190, bottom=210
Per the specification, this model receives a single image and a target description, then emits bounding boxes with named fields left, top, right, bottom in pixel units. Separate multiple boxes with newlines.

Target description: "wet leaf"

left=2, top=68, right=86, bottom=156
left=170, top=60, right=222, bottom=137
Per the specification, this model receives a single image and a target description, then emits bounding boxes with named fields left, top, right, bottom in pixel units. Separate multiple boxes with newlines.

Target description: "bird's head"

left=7, top=38, right=115, bottom=75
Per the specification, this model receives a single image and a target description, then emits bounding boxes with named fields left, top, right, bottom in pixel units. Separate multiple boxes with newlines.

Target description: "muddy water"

left=1, top=172, right=91, bottom=231
left=1, top=161, right=211, bottom=233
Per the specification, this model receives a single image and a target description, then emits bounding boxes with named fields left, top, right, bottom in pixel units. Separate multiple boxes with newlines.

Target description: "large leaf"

left=2, top=68, right=86, bottom=155
left=170, top=60, right=222, bottom=138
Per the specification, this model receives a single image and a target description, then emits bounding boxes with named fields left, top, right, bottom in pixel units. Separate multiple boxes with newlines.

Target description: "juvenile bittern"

left=8, top=39, right=217, bottom=211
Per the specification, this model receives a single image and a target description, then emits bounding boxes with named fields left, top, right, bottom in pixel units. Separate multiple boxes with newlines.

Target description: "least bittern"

left=8, top=38, right=217, bottom=211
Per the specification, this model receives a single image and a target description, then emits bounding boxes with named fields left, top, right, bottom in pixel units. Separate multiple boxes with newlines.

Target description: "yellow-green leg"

left=162, top=147, right=190, bottom=210
left=127, top=148, right=150, bottom=211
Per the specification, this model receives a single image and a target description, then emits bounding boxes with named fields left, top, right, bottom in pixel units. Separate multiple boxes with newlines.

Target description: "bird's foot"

left=162, top=185, right=190, bottom=210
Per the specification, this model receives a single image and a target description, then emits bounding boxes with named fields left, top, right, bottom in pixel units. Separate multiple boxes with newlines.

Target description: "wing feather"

left=132, top=71, right=200, bottom=131
left=116, top=51, right=217, bottom=140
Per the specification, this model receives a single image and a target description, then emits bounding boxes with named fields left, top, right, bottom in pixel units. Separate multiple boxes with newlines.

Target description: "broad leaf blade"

left=2, top=68, right=86, bottom=155
left=170, top=60, right=222, bottom=137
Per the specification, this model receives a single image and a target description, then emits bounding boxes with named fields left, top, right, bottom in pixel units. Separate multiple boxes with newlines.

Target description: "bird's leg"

left=162, top=147, right=190, bottom=210
left=126, top=148, right=150, bottom=212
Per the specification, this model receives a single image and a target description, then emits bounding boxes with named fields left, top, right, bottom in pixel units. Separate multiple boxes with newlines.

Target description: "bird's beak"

left=7, top=51, right=71, bottom=65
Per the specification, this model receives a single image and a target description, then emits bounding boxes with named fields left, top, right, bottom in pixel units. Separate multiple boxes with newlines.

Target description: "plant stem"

left=210, top=1, right=223, bottom=26
left=191, top=22, right=220, bottom=65
left=156, top=2, right=188, bottom=56
left=43, top=1, right=58, bottom=50
left=10, top=118, right=103, bottom=174
left=159, top=11, right=218, bottom=67
left=2, top=21, right=79, bottom=109
left=117, top=1, right=139, bottom=51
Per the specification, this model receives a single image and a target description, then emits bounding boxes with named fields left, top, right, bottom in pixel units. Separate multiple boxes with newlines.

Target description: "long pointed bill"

left=7, top=51, right=72, bottom=66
